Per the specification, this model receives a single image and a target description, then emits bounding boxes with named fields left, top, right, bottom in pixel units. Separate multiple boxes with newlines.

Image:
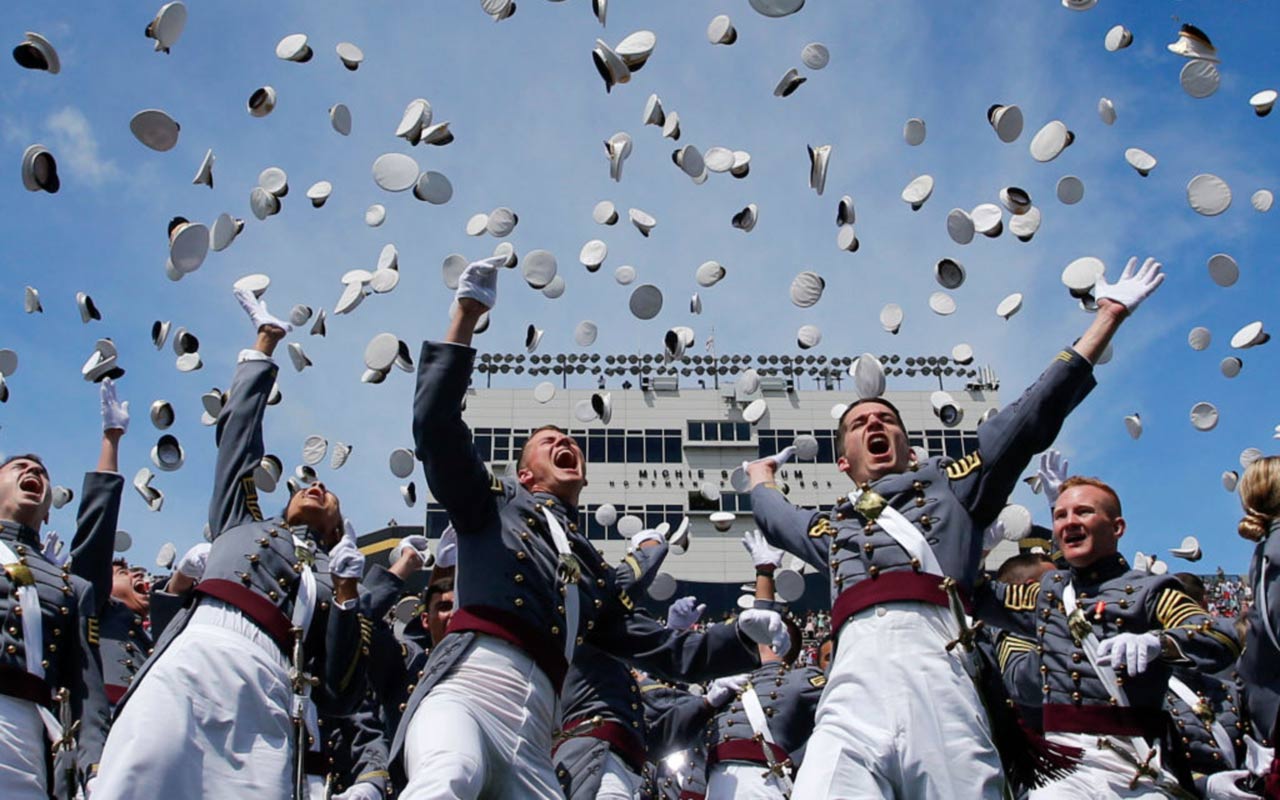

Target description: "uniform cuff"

left=237, top=349, right=273, bottom=364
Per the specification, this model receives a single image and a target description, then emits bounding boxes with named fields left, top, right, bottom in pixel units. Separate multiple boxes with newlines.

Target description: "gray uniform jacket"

left=95, top=598, right=152, bottom=710
left=316, top=695, right=391, bottom=798
left=750, top=347, right=1095, bottom=630
left=392, top=341, right=761, bottom=779
left=978, top=554, right=1240, bottom=738
left=1, top=470, right=119, bottom=790
left=705, top=661, right=826, bottom=770
left=119, top=357, right=367, bottom=717
left=1240, top=530, right=1280, bottom=743
left=1164, top=667, right=1250, bottom=794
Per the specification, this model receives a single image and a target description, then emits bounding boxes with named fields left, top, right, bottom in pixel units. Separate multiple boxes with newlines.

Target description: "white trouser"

left=93, top=600, right=294, bottom=800
left=402, top=634, right=561, bottom=800
left=706, top=762, right=789, bottom=799
left=0, top=694, right=47, bottom=800
left=792, top=601, right=1004, bottom=799
left=598, top=750, right=642, bottom=799
left=1030, top=733, right=1180, bottom=799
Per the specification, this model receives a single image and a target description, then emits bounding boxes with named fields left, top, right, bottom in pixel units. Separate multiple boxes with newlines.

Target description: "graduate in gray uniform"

left=1232, top=456, right=1280, bottom=796
left=747, top=257, right=1166, bottom=798
left=980, top=475, right=1240, bottom=798
left=393, top=257, right=788, bottom=800
left=94, top=289, right=369, bottom=800
left=704, top=532, right=825, bottom=800
left=90, top=560, right=153, bottom=712
left=0, top=379, right=122, bottom=798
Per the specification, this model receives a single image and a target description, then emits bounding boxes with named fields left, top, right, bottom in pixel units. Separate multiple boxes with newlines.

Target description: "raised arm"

left=69, top=379, right=127, bottom=614
left=413, top=258, right=507, bottom=531
left=746, top=461, right=830, bottom=573
left=1145, top=581, right=1240, bottom=673
left=69, top=580, right=111, bottom=791
left=208, top=290, right=290, bottom=538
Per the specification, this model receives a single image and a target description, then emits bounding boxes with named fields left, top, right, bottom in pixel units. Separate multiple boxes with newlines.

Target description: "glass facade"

left=757, top=428, right=979, bottom=462
left=687, top=421, right=754, bottom=443
left=473, top=427, right=682, bottom=465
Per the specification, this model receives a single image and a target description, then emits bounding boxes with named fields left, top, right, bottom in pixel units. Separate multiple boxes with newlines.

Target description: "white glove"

left=1096, top=632, right=1163, bottom=677
left=1093, top=256, right=1165, bottom=313
left=41, top=532, right=68, bottom=567
left=1037, top=449, right=1069, bottom=506
left=740, top=446, right=797, bottom=481
left=176, top=542, right=212, bottom=579
left=391, top=534, right=434, bottom=570
left=666, top=596, right=705, bottom=630
left=629, top=529, right=664, bottom=552
left=234, top=286, right=293, bottom=333
left=980, top=520, right=1005, bottom=553
left=705, top=674, right=748, bottom=708
left=100, top=377, right=130, bottom=434
left=328, top=520, right=365, bottom=579
left=1203, top=770, right=1260, bottom=800
left=741, top=530, right=784, bottom=569
left=455, top=256, right=506, bottom=311
left=738, top=608, right=790, bottom=655
left=82, top=776, right=97, bottom=799
left=435, top=524, right=458, bottom=569
left=333, top=783, right=382, bottom=800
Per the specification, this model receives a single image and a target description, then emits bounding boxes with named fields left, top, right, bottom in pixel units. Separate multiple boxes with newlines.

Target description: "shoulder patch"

left=241, top=475, right=263, bottom=521
left=618, top=590, right=635, bottom=611
left=945, top=452, right=982, bottom=481
left=489, top=471, right=505, bottom=495
left=808, top=518, right=836, bottom=539
left=809, top=674, right=826, bottom=688
left=87, top=616, right=100, bottom=647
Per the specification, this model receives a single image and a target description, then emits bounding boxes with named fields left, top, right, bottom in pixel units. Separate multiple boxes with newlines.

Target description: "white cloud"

left=45, top=106, right=118, bottom=186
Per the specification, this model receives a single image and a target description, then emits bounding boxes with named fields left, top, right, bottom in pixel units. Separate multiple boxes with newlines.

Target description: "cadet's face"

left=0, top=458, right=52, bottom=529
left=818, top=640, right=834, bottom=672
left=112, top=565, right=151, bottom=615
left=518, top=430, right=586, bottom=504
left=1053, top=485, right=1125, bottom=568
left=285, top=482, right=343, bottom=544
left=836, top=403, right=912, bottom=484
left=426, top=590, right=455, bottom=646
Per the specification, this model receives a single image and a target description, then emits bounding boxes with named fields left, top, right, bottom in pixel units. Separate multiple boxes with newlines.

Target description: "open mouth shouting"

left=552, top=447, right=581, bottom=475
left=1060, top=529, right=1088, bottom=550
left=865, top=432, right=892, bottom=458
left=18, top=471, right=46, bottom=498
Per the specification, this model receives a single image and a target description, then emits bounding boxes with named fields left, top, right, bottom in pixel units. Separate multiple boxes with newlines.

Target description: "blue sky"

left=2, top=1, right=1277, bottom=574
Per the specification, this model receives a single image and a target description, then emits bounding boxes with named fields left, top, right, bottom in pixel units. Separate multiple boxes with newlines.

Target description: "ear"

left=835, top=455, right=850, bottom=474
left=517, top=468, right=535, bottom=488
left=1112, top=516, right=1126, bottom=539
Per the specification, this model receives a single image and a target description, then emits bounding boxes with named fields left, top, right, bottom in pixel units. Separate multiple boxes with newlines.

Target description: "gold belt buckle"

left=3, top=562, right=35, bottom=588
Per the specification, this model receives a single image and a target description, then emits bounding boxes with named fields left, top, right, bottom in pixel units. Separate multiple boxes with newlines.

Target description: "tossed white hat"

left=149, top=399, right=174, bottom=430
left=76, top=292, right=102, bottom=323
left=615, top=30, right=657, bottom=71
left=302, top=435, right=328, bottom=467
left=796, top=324, right=821, bottom=349
left=592, top=39, right=630, bottom=92
left=988, top=104, right=1023, bottom=143
left=372, top=153, right=420, bottom=192
left=23, top=286, right=42, bottom=314
left=249, top=187, right=280, bottom=220
left=850, top=353, right=886, bottom=399
left=591, top=391, right=613, bottom=424
left=629, top=284, right=663, bottom=319
left=695, top=261, right=726, bottom=287
left=673, top=144, right=705, bottom=179
left=20, top=145, right=59, bottom=193
left=743, top=398, right=768, bottom=425
left=233, top=273, right=270, bottom=298
left=413, top=171, right=453, bottom=205
left=326, top=104, right=353, bottom=137
left=1207, top=254, right=1238, bottom=287
left=145, top=3, right=187, bottom=53
left=999, top=186, right=1031, bottom=215
left=929, top=292, right=956, bottom=316
left=525, top=324, right=544, bottom=353
left=808, top=144, right=831, bottom=195
left=1189, top=402, right=1219, bottom=432
left=704, top=146, right=735, bottom=174
left=336, top=41, right=364, bottom=70
left=1056, top=176, right=1084, bottom=205
left=592, top=200, right=619, bottom=226
left=169, top=220, right=209, bottom=274
left=330, top=442, right=351, bottom=469
left=730, top=150, right=751, bottom=178
left=951, top=343, right=975, bottom=365
left=389, top=448, right=415, bottom=479
left=1009, top=206, right=1042, bottom=242
left=690, top=293, right=702, bottom=314
left=306, top=181, right=333, bottom=208
left=732, top=204, right=758, bottom=232
left=971, top=203, right=1003, bottom=237
left=114, top=530, right=133, bottom=552
left=1187, top=173, right=1231, bottom=216
left=629, top=208, right=657, bottom=237
left=996, top=504, right=1033, bottom=542
left=836, top=223, right=859, bottom=252
left=287, top=342, right=311, bottom=372
left=522, top=249, right=558, bottom=289
left=151, top=433, right=186, bottom=472
left=1250, top=89, right=1277, bottom=117
left=1187, top=327, right=1212, bottom=351
left=1098, top=97, right=1117, bottom=125
left=531, top=381, right=557, bottom=405
left=209, top=214, right=242, bottom=253
left=254, top=455, right=283, bottom=493
left=13, top=31, right=60, bottom=73
left=642, top=94, right=665, bottom=128
left=1104, top=25, right=1133, bottom=52
left=418, top=121, right=453, bottom=146
left=395, top=99, right=431, bottom=141
left=1125, top=147, right=1157, bottom=177
left=540, top=275, right=566, bottom=300
left=192, top=149, right=215, bottom=188
left=485, top=207, right=517, bottom=237
left=901, top=175, right=934, bottom=210
left=574, top=320, right=598, bottom=347
left=580, top=239, right=608, bottom=271
left=1180, top=60, right=1220, bottom=99
left=903, top=118, right=926, bottom=147
left=738, top=368, right=761, bottom=395
left=749, top=0, right=804, bottom=17
left=130, top=109, right=181, bottom=152
left=1242, top=448, right=1264, bottom=469
left=790, top=271, right=825, bottom=307
left=1170, top=536, right=1201, bottom=562
left=946, top=208, right=974, bottom=245
left=0, top=351, right=15, bottom=385
left=880, top=303, right=904, bottom=334
left=175, top=352, right=202, bottom=373
left=1062, top=256, right=1105, bottom=296
left=1124, top=414, right=1142, bottom=440
left=605, top=131, right=632, bottom=181
left=662, top=111, right=681, bottom=140
left=836, top=195, right=856, bottom=226
left=276, top=33, right=313, bottom=63
left=1223, top=470, right=1240, bottom=492
left=1253, top=190, right=1274, bottom=213
left=1029, top=121, right=1072, bottom=162
left=364, top=333, right=399, bottom=372
left=1167, top=24, right=1219, bottom=63
left=934, top=258, right=965, bottom=290
left=931, top=391, right=962, bottom=426
left=247, top=86, right=277, bottom=117
left=1230, top=321, right=1267, bottom=350
left=707, top=15, right=737, bottom=45
left=996, top=292, right=1023, bottom=320
left=801, top=42, right=829, bottom=70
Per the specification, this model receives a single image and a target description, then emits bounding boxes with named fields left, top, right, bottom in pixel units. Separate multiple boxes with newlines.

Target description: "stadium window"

left=687, top=421, right=703, bottom=441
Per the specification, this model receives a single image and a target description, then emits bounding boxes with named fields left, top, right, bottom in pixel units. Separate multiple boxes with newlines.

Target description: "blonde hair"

left=1238, top=456, right=1280, bottom=542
